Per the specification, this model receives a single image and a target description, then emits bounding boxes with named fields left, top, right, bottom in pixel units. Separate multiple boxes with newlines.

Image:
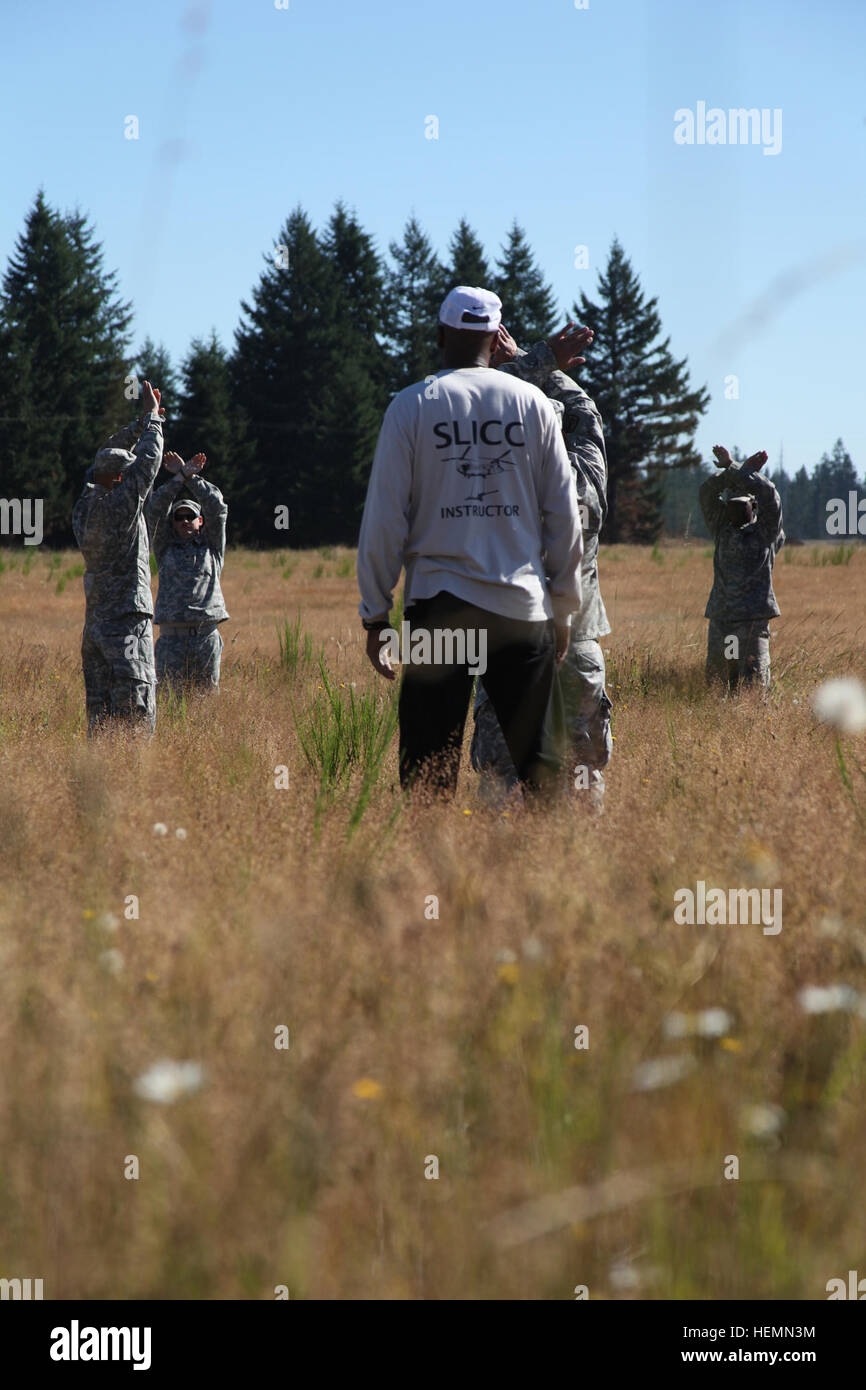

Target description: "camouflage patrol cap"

left=92, top=446, right=134, bottom=475
left=171, top=498, right=202, bottom=518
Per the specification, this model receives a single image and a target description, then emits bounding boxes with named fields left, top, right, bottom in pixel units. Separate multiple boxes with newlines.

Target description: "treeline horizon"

left=662, top=439, right=865, bottom=541
left=0, top=191, right=860, bottom=548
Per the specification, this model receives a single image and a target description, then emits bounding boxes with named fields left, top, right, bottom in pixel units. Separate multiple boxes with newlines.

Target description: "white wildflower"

left=632, top=1055, right=696, bottom=1091
left=818, top=914, right=844, bottom=938
left=99, top=949, right=124, bottom=976
left=798, top=984, right=861, bottom=1014
left=662, top=1011, right=690, bottom=1039
left=696, top=1007, right=734, bottom=1038
left=609, top=1261, right=641, bottom=1291
left=741, top=1102, right=785, bottom=1138
left=812, top=678, right=866, bottom=735
left=134, top=1060, right=205, bottom=1104
left=663, top=1008, right=732, bottom=1039
left=152, top=822, right=168, bottom=836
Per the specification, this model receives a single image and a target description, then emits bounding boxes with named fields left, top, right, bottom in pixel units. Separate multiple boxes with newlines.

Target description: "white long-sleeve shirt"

left=357, top=366, right=583, bottom=624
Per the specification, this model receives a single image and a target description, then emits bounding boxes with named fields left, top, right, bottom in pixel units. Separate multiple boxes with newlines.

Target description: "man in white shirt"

left=357, top=286, right=583, bottom=796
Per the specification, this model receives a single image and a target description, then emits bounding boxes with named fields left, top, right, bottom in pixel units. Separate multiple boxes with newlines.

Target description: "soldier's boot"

left=110, top=679, right=156, bottom=736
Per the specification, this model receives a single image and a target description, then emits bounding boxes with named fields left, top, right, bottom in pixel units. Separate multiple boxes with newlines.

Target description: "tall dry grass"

left=0, top=540, right=865, bottom=1299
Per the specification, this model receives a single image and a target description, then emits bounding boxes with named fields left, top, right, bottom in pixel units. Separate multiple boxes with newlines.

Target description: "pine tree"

left=783, top=466, right=815, bottom=539
left=319, top=203, right=389, bottom=515
left=232, top=206, right=385, bottom=545
left=660, top=462, right=712, bottom=538
left=812, top=438, right=858, bottom=537
left=493, top=221, right=557, bottom=345
left=322, top=203, right=385, bottom=343
left=0, top=192, right=132, bottom=540
left=232, top=208, right=334, bottom=544
left=573, top=239, right=710, bottom=542
left=383, top=216, right=446, bottom=393
left=446, top=219, right=491, bottom=291
left=172, top=331, right=256, bottom=538
left=769, top=466, right=792, bottom=535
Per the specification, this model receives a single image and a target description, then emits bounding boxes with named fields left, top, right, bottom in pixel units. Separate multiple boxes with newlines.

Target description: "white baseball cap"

left=439, top=285, right=502, bottom=333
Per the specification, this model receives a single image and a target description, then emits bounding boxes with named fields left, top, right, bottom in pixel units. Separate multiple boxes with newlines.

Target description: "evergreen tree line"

left=2, top=190, right=854, bottom=548
left=660, top=439, right=864, bottom=541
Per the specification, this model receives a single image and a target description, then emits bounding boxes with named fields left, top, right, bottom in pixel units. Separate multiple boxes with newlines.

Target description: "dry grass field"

left=1, top=539, right=865, bottom=1300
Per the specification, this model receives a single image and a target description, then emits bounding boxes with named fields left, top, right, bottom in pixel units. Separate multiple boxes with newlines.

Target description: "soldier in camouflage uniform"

left=72, top=381, right=165, bottom=735
left=146, top=451, right=229, bottom=691
left=470, top=322, right=613, bottom=807
left=700, top=444, right=785, bottom=689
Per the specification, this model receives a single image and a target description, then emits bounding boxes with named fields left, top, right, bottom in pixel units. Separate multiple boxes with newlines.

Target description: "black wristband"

left=362, top=619, right=389, bottom=632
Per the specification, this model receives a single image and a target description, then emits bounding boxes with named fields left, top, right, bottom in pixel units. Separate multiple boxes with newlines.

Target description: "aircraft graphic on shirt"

left=442, top=446, right=516, bottom=501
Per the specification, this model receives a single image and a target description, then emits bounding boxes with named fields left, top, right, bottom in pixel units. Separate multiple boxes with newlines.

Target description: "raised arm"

left=739, top=469, right=784, bottom=548
left=146, top=463, right=186, bottom=561
left=538, top=400, right=583, bottom=634
left=181, top=464, right=228, bottom=568
left=699, top=449, right=740, bottom=531
left=118, top=382, right=165, bottom=503
left=499, top=331, right=608, bottom=530
left=499, top=336, right=591, bottom=418
left=102, top=415, right=146, bottom=453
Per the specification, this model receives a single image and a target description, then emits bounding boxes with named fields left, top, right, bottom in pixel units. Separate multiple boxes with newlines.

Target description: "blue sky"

left=2, top=0, right=863, bottom=475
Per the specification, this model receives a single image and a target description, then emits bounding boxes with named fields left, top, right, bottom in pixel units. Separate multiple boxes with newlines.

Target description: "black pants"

left=398, top=590, right=559, bottom=796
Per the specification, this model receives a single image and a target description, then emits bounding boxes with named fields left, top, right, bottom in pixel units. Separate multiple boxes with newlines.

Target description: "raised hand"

left=140, top=380, right=164, bottom=417
left=743, top=450, right=768, bottom=475
left=548, top=321, right=594, bottom=372
left=184, top=453, right=207, bottom=474
left=712, top=444, right=733, bottom=469
left=490, top=323, right=518, bottom=368
left=164, top=451, right=184, bottom=474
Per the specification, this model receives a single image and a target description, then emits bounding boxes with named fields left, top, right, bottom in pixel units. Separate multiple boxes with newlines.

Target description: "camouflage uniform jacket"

left=500, top=341, right=610, bottom=639
left=700, top=466, right=785, bottom=622
left=72, top=413, right=164, bottom=621
left=147, top=472, right=229, bottom=624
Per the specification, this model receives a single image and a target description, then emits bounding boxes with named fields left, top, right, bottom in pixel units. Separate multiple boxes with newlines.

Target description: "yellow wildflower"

left=352, top=1078, right=383, bottom=1100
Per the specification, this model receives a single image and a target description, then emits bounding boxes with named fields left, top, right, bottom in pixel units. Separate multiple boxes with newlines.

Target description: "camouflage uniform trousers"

left=155, top=621, right=224, bottom=691
left=82, top=614, right=156, bottom=736
left=706, top=619, right=771, bottom=690
left=471, top=637, right=612, bottom=807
